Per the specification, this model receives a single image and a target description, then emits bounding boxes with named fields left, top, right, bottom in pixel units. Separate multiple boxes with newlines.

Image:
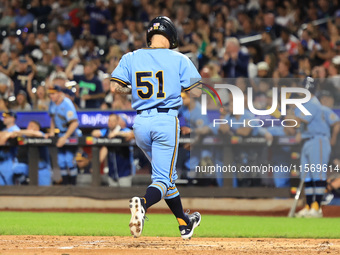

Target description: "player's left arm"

left=110, top=80, right=132, bottom=94
left=331, top=121, right=340, bottom=146
left=187, top=84, right=202, bottom=98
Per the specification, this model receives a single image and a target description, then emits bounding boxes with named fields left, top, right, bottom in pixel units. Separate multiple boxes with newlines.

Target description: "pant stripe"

left=166, top=190, right=179, bottom=197
left=169, top=117, right=178, bottom=183
left=319, top=139, right=322, bottom=180
left=150, top=182, right=167, bottom=197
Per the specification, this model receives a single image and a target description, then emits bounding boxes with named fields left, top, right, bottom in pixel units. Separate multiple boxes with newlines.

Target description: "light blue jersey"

left=295, top=96, right=329, bottom=139
left=0, top=124, right=20, bottom=186
left=112, top=47, right=201, bottom=199
left=49, top=96, right=79, bottom=184
left=111, top=48, right=201, bottom=110
left=295, top=96, right=330, bottom=181
left=322, top=105, right=340, bottom=138
left=49, top=97, right=78, bottom=137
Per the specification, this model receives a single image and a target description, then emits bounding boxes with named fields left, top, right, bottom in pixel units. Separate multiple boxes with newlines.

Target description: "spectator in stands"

left=0, top=111, right=20, bottom=185
left=66, top=58, right=104, bottom=109
left=1, top=29, right=19, bottom=54
left=91, top=114, right=133, bottom=187
left=0, top=6, right=15, bottom=28
left=260, top=29, right=276, bottom=56
left=12, top=90, right=31, bottom=111
left=222, top=37, right=249, bottom=78
left=14, top=5, right=35, bottom=29
left=8, top=55, right=36, bottom=98
left=0, top=98, right=8, bottom=112
left=35, top=53, right=55, bottom=83
left=22, top=33, right=39, bottom=56
left=0, top=71, right=12, bottom=100
left=86, top=0, right=111, bottom=47
left=11, top=120, right=52, bottom=186
left=49, top=41, right=65, bottom=72
left=29, top=0, right=52, bottom=24
left=100, top=73, right=113, bottom=109
left=47, top=85, right=80, bottom=185
left=0, top=51, right=10, bottom=76
left=57, top=23, right=74, bottom=50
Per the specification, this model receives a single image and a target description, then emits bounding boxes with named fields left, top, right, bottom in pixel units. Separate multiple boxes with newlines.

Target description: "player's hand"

left=181, top=126, right=191, bottom=135
left=223, top=52, right=230, bottom=62
left=56, top=136, right=67, bottom=147
left=45, top=132, right=54, bottom=138
left=264, top=132, right=273, bottom=146
left=295, top=132, right=302, bottom=143
left=108, top=131, right=119, bottom=138
left=10, top=131, right=19, bottom=138
left=330, top=136, right=337, bottom=147
left=81, top=94, right=91, bottom=100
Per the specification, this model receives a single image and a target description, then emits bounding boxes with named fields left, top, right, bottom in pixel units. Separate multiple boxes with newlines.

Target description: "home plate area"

left=0, top=236, right=339, bottom=255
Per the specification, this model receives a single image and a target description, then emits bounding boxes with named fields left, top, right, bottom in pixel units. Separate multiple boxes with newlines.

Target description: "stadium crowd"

left=0, top=0, right=339, bottom=203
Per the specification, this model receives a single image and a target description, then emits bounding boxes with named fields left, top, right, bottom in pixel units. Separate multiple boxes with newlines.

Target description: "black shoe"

left=179, top=212, right=201, bottom=240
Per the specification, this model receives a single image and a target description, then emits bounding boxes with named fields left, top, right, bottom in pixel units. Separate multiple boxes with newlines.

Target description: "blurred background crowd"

left=0, top=0, right=340, bottom=111
left=0, top=0, right=340, bottom=195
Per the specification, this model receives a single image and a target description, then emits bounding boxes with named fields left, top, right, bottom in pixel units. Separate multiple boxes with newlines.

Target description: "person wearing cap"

left=256, top=61, right=269, bottom=78
left=91, top=113, right=133, bottom=187
left=47, top=85, right=80, bottom=185
left=10, top=120, right=52, bottom=186
left=65, top=59, right=104, bottom=109
left=1, top=29, right=19, bottom=54
left=8, top=55, right=37, bottom=99
left=0, top=111, right=20, bottom=185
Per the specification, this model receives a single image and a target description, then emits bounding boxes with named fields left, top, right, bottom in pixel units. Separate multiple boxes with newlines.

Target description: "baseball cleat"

left=179, top=212, right=201, bottom=240
left=295, top=205, right=310, bottom=218
left=129, top=197, right=145, bottom=238
left=306, top=208, right=323, bottom=218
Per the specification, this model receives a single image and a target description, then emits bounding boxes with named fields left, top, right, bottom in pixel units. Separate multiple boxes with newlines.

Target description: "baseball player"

left=48, top=85, right=80, bottom=185
left=111, top=16, right=202, bottom=239
left=295, top=77, right=331, bottom=218
left=0, top=111, right=20, bottom=185
left=11, top=120, right=52, bottom=186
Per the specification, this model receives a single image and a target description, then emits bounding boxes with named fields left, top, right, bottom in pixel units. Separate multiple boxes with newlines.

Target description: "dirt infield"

left=0, top=236, right=339, bottom=255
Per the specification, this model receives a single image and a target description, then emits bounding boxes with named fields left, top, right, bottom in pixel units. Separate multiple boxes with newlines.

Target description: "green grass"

left=0, top=212, right=339, bottom=238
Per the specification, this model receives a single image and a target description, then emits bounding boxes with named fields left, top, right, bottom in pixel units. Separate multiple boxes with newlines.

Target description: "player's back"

left=296, top=97, right=329, bottom=138
left=119, top=48, right=198, bottom=110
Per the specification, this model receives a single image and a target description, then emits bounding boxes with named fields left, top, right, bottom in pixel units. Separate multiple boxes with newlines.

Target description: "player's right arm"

left=110, top=80, right=131, bottom=94
left=180, top=55, right=202, bottom=98
left=111, top=53, right=132, bottom=95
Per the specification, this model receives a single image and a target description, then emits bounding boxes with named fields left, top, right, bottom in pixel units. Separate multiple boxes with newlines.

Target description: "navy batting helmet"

left=303, top=76, right=316, bottom=94
left=146, top=16, right=178, bottom=49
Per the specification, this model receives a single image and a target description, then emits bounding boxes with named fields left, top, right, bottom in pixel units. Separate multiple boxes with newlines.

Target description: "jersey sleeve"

left=180, top=55, right=201, bottom=92
left=294, top=100, right=316, bottom=123
left=111, top=53, right=132, bottom=86
left=65, top=101, right=78, bottom=123
left=324, top=107, right=340, bottom=126
left=48, top=102, right=55, bottom=116
left=100, top=128, right=107, bottom=137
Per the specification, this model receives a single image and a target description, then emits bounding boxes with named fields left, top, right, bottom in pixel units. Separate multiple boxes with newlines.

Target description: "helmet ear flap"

left=146, top=16, right=178, bottom=49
